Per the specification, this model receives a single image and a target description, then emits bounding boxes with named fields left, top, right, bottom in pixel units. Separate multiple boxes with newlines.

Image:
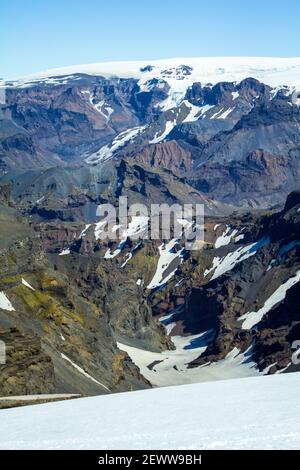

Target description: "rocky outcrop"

left=174, top=196, right=300, bottom=373
left=134, top=140, right=193, bottom=175
left=0, top=199, right=153, bottom=396
left=186, top=100, right=300, bottom=207
left=1, top=173, right=300, bottom=396
left=0, top=328, right=55, bottom=396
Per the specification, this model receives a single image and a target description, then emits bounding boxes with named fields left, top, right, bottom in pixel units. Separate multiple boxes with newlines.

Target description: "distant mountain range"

left=0, top=58, right=300, bottom=401
left=1, top=57, right=300, bottom=207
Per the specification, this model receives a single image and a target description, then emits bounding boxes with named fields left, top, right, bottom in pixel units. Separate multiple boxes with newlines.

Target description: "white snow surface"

left=240, top=269, right=300, bottom=329
left=214, top=225, right=238, bottom=248
left=217, top=106, right=235, bottom=119
left=210, top=108, right=224, bottom=119
left=36, top=196, right=45, bottom=204
left=1, top=372, right=300, bottom=449
left=181, top=100, right=203, bottom=122
left=117, top=337, right=261, bottom=387
left=0, top=394, right=80, bottom=401
left=4, top=57, right=300, bottom=89
left=118, top=330, right=214, bottom=387
left=147, top=238, right=184, bottom=289
left=86, top=126, right=145, bottom=164
left=206, top=237, right=269, bottom=280
left=21, top=278, right=35, bottom=291
left=104, top=217, right=148, bottom=259
left=58, top=248, right=70, bottom=256
left=149, top=120, right=176, bottom=143
left=0, top=291, right=15, bottom=311
left=181, top=101, right=214, bottom=122
left=94, top=220, right=106, bottom=240
left=235, top=233, right=245, bottom=243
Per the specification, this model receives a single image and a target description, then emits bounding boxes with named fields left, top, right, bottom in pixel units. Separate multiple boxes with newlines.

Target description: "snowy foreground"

left=0, top=373, right=300, bottom=450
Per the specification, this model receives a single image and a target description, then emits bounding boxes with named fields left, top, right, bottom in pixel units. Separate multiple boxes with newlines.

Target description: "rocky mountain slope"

left=1, top=58, right=300, bottom=208
left=0, top=190, right=155, bottom=396
left=1, top=174, right=300, bottom=395
left=0, top=58, right=300, bottom=400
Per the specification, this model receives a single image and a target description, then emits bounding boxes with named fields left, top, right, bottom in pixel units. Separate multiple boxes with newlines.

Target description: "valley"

left=1, top=57, right=300, bottom=401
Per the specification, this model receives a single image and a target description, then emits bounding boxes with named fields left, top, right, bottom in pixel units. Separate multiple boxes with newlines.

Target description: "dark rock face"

left=1, top=73, right=299, bottom=209
left=168, top=197, right=300, bottom=373
left=0, top=328, right=55, bottom=396
left=1, top=66, right=300, bottom=396
left=0, top=159, right=230, bottom=397
left=0, top=199, right=154, bottom=396
left=1, top=168, right=300, bottom=394
left=284, top=191, right=300, bottom=211
left=1, top=76, right=137, bottom=169
left=134, top=141, right=193, bottom=175
left=185, top=101, right=300, bottom=208
left=0, top=158, right=232, bottom=223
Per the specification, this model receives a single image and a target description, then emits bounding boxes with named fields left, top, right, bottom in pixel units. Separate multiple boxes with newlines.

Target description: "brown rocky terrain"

left=1, top=73, right=299, bottom=209
left=1, top=180, right=299, bottom=397
left=0, top=195, right=155, bottom=396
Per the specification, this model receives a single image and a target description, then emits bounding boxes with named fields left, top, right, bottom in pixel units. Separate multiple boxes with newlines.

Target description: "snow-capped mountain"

left=3, top=56, right=300, bottom=88
left=1, top=57, right=300, bottom=207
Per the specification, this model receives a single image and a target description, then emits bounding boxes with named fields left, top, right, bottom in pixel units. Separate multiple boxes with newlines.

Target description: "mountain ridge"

left=2, top=56, right=300, bottom=87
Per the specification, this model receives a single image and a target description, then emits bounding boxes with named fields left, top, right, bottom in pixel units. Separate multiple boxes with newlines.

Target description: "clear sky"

left=1, top=0, right=300, bottom=79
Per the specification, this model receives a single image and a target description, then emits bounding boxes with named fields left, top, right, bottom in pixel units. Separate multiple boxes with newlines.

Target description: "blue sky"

left=1, top=0, right=300, bottom=78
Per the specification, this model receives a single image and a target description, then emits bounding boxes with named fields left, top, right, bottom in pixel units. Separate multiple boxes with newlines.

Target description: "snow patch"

left=21, top=278, right=35, bottom=291
left=181, top=100, right=203, bottom=122
left=79, top=224, right=91, bottom=239
left=61, top=354, right=109, bottom=391
left=149, top=120, right=176, bottom=144
left=0, top=394, right=80, bottom=402
left=36, top=196, right=45, bottom=205
left=94, top=220, right=106, bottom=240
left=235, top=233, right=245, bottom=243
left=217, top=107, right=235, bottom=119
left=194, top=344, right=261, bottom=382
left=0, top=292, right=15, bottom=311
left=206, top=237, right=270, bottom=280
left=59, top=248, right=70, bottom=256
left=86, top=126, right=146, bottom=164
left=210, top=108, right=225, bottom=119
left=147, top=239, right=184, bottom=289
left=104, top=217, right=148, bottom=259
left=117, top=329, right=214, bottom=387
left=215, top=225, right=238, bottom=248
left=240, top=269, right=300, bottom=329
